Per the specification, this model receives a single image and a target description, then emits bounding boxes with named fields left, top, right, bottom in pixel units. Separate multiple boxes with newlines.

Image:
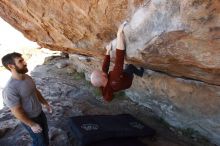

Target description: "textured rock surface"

left=0, top=0, right=220, bottom=145
left=0, top=0, right=219, bottom=85
left=0, top=0, right=142, bottom=56
left=0, top=55, right=215, bottom=146
left=69, top=54, right=220, bottom=145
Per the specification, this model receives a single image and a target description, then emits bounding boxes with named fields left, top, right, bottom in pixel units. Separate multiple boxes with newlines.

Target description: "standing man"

left=1, top=52, right=52, bottom=146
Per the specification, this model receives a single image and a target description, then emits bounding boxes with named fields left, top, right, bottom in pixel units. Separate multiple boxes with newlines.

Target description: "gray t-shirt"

left=2, top=74, right=42, bottom=118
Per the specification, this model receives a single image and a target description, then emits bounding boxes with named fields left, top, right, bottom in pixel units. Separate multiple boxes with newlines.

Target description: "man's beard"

left=15, top=65, right=28, bottom=74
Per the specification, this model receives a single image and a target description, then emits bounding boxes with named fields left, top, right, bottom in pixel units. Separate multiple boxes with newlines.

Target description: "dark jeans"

left=124, top=64, right=144, bottom=77
left=22, top=111, right=49, bottom=146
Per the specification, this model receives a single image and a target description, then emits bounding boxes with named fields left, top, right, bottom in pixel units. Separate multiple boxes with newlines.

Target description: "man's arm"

left=10, top=105, right=42, bottom=133
left=103, top=89, right=113, bottom=102
left=35, top=89, right=52, bottom=113
left=11, top=105, right=35, bottom=126
left=2, top=85, right=42, bottom=133
left=116, top=21, right=127, bottom=51
left=35, top=89, right=48, bottom=105
left=102, top=43, right=112, bottom=73
left=112, top=22, right=127, bottom=76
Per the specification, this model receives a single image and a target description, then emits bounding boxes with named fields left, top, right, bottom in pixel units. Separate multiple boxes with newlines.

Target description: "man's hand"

left=31, top=123, right=42, bottom=133
left=44, top=103, right=52, bottom=114
left=117, top=21, right=127, bottom=37
left=105, top=43, right=112, bottom=55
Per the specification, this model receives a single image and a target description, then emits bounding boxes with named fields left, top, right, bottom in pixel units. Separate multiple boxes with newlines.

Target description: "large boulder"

left=0, top=0, right=220, bottom=144
left=0, top=0, right=219, bottom=85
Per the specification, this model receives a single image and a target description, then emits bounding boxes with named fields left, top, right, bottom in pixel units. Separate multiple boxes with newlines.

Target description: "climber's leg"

left=124, top=64, right=144, bottom=77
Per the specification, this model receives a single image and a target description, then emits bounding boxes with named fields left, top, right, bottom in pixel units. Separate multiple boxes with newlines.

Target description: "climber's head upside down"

left=91, top=70, right=108, bottom=87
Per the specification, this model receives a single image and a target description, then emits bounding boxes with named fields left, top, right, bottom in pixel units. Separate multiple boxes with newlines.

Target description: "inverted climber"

left=90, top=21, right=144, bottom=101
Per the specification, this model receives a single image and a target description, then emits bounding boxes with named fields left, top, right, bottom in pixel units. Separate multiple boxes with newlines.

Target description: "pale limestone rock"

left=0, top=0, right=219, bottom=85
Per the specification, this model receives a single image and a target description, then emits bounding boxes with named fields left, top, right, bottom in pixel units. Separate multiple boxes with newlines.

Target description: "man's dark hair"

left=1, top=52, right=22, bottom=70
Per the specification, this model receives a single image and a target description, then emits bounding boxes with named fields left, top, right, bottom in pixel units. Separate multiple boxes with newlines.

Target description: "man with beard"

left=1, top=52, right=52, bottom=146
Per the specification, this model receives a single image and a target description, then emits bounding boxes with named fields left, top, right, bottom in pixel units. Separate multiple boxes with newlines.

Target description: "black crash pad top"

left=69, top=114, right=155, bottom=146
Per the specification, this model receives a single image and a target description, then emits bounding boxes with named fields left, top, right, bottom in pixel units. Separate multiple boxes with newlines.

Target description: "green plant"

left=74, top=72, right=85, bottom=80
left=93, top=88, right=101, bottom=96
left=158, top=117, right=170, bottom=128
left=84, top=80, right=91, bottom=87
left=181, top=128, right=199, bottom=137
left=113, top=91, right=126, bottom=99
left=179, top=127, right=210, bottom=143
